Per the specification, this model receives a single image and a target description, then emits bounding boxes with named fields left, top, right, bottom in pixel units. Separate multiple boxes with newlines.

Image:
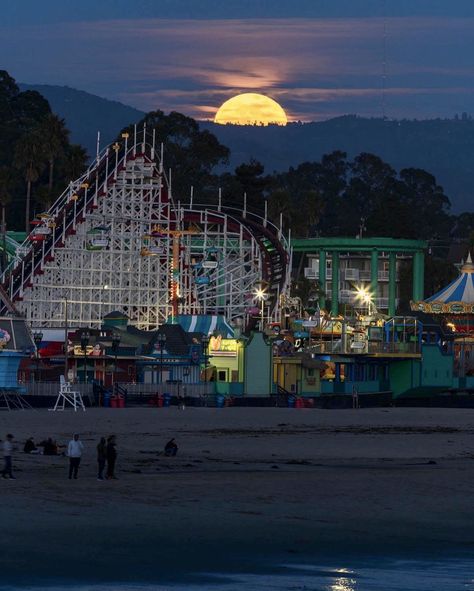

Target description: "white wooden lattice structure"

left=0, top=128, right=291, bottom=330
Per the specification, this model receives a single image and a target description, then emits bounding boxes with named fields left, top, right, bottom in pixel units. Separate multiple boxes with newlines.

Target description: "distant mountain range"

left=20, top=83, right=474, bottom=212
left=19, top=83, right=144, bottom=156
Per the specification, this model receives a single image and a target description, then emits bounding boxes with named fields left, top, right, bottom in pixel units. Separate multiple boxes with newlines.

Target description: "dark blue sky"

left=2, top=0, right=474, bottom=121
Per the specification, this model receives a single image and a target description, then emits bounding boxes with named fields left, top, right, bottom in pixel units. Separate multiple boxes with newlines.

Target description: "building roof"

left=170, top=314, right=234, bottom=337
left=426, top=254, right=474, bottom=304
left=412, top=253, right=474, bottom=315
left=292, top=236, right=427, bottom=253
left=0, top=317, right=34, bottom=352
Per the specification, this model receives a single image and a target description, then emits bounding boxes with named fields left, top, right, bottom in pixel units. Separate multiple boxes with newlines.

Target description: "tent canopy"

left=411, top=253, right=474, bottom=315
left=170, top=315, right=234, bottom=337
left=426, top=254, right=474, bottom=305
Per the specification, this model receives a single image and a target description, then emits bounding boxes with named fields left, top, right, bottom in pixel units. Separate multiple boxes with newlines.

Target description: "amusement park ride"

left=0, top=127, right=291, bottom=330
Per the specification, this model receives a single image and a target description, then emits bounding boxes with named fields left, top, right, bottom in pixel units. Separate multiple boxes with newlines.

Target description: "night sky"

left=2, top=0, right=474, bottom=121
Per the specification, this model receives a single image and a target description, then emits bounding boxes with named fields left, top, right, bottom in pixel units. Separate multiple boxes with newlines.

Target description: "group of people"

left=24, top=437, right=64, bottom=456
left=2, top=433, right=177, bottom=480
left=64, top=433, right=118, bottom=480
left=1, top=433, right=118, bottom=481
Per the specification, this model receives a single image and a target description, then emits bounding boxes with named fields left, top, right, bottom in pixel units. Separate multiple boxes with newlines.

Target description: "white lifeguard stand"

left=50, top=376, right=86, bottom=412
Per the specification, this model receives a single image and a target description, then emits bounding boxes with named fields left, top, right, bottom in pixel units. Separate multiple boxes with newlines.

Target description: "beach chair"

left=49, top=376, right=86, bottom=412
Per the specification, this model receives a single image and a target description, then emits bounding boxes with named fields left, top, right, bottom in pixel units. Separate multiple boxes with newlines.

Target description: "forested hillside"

left=0, top=71, right=88, bottom=233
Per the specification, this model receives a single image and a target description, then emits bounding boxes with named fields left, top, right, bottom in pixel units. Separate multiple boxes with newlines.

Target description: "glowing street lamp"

left=255, top=288, right=268, bottom=330
left=354, top=285, right=374, bottom=315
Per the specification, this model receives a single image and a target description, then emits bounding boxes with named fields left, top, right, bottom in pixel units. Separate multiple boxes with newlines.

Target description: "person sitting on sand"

left=40, top=438, right=59, bottom=456
left=24, top=437, right=40, bottom=454
left=164, top=438, right=178, bottom=457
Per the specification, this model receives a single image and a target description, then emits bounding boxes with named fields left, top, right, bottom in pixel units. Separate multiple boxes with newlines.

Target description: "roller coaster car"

left=37, top=213, right=53, bottom=221
left=86, top=226, right=110, bottom=251
left=140, top=245, right=164, bottom=257
left=201, top=247, right=220, bottom=269
left=29, top=224, right=52, bottom=241
left=149, top=225, right=166, bottom=238
left=195, top=276, right=210, bottom=285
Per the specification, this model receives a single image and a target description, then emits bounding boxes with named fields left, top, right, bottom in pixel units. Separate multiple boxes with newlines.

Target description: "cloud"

left=1, top=17, right=474, bottom=120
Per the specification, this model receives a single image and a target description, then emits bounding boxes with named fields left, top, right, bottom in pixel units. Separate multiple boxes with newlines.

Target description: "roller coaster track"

left=0, top=137, right=290, bottom=328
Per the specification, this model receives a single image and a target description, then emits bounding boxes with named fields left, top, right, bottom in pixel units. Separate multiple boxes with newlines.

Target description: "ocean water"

left=2, top=558, right=474, bottom=591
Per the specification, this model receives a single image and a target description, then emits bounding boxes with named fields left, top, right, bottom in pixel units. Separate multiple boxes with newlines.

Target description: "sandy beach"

left=1, top=407, right=474, bottom=584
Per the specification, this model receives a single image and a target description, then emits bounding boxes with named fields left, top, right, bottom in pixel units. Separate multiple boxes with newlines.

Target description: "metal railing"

left=123, top=382, right=215, bottom=398
left=24, top=382, right=94, bottom=397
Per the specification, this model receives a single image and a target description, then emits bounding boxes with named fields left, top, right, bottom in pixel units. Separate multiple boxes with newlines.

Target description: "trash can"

left=103, top=391, right=111, bottom=408
left=118, top=395, right=125, bottom=408
left=163, top=392, right=172, bottom=407
left=287, top=396, right=295, bottom=408
left=110, top=396, right=118, bottom=408
left=157, top=394, right=164, bottom=408
left=216, top=394, right=225, bottom=408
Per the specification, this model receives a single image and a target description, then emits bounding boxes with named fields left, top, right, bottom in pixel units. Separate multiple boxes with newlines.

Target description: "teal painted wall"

left=244, top=332, right=272, bottom=396
left=320, top=380, right=381, bottom=395
left=389, top=360, right=419, bottom=397
left=390, top=344, right=453, bottom=397
left=420, top=344, right=453, bottom=388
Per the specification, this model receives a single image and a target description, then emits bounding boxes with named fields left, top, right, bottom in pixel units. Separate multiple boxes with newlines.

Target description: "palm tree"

left=13, top=132, right=45, bottom=232
left=64, top=144, right=88, bottom=181
left=38, top=114, right=69, bottom=194
left=267, top=189, right=292, bottom=231
left=0, top=166, right=12, bottom=271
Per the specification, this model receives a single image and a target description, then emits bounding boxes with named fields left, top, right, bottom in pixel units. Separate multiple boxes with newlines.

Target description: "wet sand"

left=1, top=407, right=474, bottom=583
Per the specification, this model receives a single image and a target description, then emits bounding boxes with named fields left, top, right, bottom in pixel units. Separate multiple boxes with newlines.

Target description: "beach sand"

left=1, top=407, right=474, bottom=583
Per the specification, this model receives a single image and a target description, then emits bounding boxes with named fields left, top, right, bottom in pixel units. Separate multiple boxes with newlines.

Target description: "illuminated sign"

left=72, top=344, right=103, bottom=356
left=209, top=336, right=237, bottom=357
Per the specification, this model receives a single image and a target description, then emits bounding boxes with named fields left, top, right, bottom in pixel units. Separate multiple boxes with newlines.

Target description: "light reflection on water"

left=1, top=559, right=474, bottom=591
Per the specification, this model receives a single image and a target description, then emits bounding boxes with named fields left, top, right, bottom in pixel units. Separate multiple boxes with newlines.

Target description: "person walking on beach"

left=67, top=434, right=84, bottom=480
left=352, top=385, right=359, bottom=409
left=2, top=434, right=15, bottom=479
left=97, top=437, right=107, bottom=481
left=106, top=435, right=117, bottom=480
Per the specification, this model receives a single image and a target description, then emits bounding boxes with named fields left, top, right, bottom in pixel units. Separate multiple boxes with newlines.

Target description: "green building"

left=292, top=237, right=427, bottom=317
left=210, top=331, right=273, bottom=397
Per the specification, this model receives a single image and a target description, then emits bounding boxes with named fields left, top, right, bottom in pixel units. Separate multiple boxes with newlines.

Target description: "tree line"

left=0, top=70, right=87, bottom=234
left=2, top=70, right=474, bottom=300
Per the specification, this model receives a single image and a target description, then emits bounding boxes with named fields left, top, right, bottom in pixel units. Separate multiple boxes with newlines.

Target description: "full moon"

left=214, top=93, right=288, bottom=126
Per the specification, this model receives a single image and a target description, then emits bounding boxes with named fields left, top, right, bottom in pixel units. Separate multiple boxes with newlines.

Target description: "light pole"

left=255, top=288, right=268, bottom=331
left=80, top=330, right=90, bottom=383
left=33, top=331, right=43, bottom=383
left=63, top=298, right=69, bottom=381
left=157, top=333, right=166, bottom=386
left=354, top=285, right=374, bottom=316
left=111, top=332, right=121, bottom=386
left=201, top=335, right=210, bottom=380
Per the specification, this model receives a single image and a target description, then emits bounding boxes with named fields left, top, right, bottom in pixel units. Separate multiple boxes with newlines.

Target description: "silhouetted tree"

left=38, top=113, right=70, bottom=193
left=14, top=132, right=45, bottom=232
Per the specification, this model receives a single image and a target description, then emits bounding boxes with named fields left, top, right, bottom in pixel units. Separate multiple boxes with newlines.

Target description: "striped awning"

left=170, top=315, right=234, bottom=337
left=411, top=253, right=474, bottom=314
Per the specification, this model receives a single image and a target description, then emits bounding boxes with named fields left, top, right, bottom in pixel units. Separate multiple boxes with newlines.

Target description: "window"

left=307, top=368, right=314, bottom=377
left=218, top=370, right=227, bottom=381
